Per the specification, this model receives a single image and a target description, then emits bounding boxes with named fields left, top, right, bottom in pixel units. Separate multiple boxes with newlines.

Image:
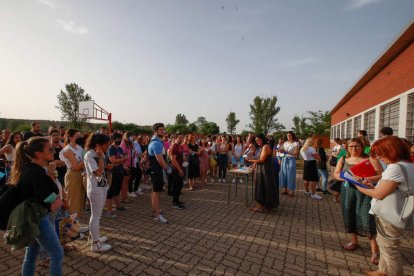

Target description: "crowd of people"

left=0, top=122, right=413, bottom=276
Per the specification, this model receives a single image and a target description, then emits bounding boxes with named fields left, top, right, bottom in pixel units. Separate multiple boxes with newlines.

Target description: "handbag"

left=371, top=163, right=414, bottom=237
left=329, top=156, right=337, bottom=167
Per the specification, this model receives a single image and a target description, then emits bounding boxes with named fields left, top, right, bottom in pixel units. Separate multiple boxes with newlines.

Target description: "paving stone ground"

left=1, top=173, right=413, bottom=276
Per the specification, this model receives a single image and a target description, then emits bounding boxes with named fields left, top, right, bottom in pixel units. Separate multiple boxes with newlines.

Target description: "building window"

left=353, top=115, right=361, bottom=137
left=331, top=127, right=334, bottom=139
left=341, top=122, right=345, bottom=139
left=335, top=125, right=340, bottom=139
left=346, top=119, right=352, bottom=138
left=407, top=93, right=414, bottom=142
left=380, top=99, right=400, bottom=135
left=364, top=109, right=376, bottom=141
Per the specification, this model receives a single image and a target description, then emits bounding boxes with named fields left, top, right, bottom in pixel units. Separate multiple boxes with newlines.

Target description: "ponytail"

left=64, top=128, right=79, bottom=147
left=8, top=137, right=50, bottom=185
left=85, top=132, right=110, bottom=151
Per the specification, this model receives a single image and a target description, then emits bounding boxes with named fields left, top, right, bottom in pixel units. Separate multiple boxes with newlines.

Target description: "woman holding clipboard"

left=334, top=138, right=383, bottom=265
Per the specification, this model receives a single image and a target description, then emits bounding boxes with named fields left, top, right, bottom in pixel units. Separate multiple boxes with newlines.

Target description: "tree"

left=56, top=83, right=92, bottom=130
left=175, top=114, right=189, bottom=125
left=195, top=117, right=207, bottom=129
left=292, top=115, right=310, bottom=139
left=306, top=110, right=331, bottom=136
left=188, top=123, right=198, bottom=132
left=200, top=122, right=220, bottom=135
left=225, top=112, right=240, bottom=135
left=166, top=123, right=189, bottom=134
left=248, top=96, right=283, bottom=134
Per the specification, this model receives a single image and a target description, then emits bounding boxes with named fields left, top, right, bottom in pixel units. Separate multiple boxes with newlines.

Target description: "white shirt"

left=370, top=161, right=414, bottom=214
left=59, top=145, right=83, bottom=169
left=300, top=146, right=317, bottom=161
left=84, top=149, right=108, bottom=195
left=283, top=142, right=299, bottom=158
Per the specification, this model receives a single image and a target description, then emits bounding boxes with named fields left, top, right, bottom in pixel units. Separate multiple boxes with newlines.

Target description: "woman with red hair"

left=356, top=136, right=414, bottom=276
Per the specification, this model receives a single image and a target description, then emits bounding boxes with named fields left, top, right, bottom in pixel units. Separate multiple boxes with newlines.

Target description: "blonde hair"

left=300, top=137, right=315, bottom=153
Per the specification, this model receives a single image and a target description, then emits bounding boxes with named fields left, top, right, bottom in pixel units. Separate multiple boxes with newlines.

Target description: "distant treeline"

left=0, top=118, right=152, bottom=135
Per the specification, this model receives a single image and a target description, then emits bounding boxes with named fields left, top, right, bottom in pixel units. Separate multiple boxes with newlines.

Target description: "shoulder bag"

left=372, top=163, right=413, bottom=239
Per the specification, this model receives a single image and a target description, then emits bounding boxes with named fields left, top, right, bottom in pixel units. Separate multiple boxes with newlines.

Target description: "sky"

left=1, top=0, right=413, bottom=133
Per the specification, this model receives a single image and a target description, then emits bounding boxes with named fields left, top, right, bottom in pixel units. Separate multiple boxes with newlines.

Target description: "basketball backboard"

left=78, top=100, right=95, bottom=119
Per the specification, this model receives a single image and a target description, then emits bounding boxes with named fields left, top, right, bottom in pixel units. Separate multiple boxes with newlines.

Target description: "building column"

left=374, top=107, right=381, bottom=141
left=399, top=94, right=408, bottom=138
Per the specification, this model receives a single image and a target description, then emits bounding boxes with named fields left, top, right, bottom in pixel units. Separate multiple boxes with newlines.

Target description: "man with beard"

left=148, top=123, right=172, bottom=224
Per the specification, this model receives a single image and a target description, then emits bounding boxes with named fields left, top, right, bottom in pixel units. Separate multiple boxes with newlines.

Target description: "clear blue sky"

left=1, top=0, right=413, bottom=132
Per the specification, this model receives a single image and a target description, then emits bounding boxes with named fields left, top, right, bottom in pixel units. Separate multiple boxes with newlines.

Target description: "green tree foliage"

left=292, top=115, right=310, bottom=139
left=199, top=122, right=220, bottom=135
left=225, top=112, right=240, bottom=135
left=249, top=96, right=284, bottom=134
left=188, top=123, right=198, bottom=132
left=166, top=123, right=189, bottom=134
left=292, top=110, right=331, bottom=138
left=56, top=83, right=92, bottom=130
left=175, top=114, right=189, bottom=125
left=306, top=110, right=331, bottom=136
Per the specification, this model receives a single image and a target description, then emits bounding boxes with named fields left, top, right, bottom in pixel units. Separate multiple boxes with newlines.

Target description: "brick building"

left=330, top=21, right=414, bottom=142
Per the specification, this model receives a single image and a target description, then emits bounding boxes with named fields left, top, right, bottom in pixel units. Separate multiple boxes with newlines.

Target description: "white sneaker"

left=154, top=214, right=169, bottom=224
left=232, top=178, right=236, bottom=183
left=311, top=194, right=322, bottom=200
left=304, top=191, right=312, bottom=197
left=210, top=178, right=215, bottom=183
left=128, top=192, right=137, bottom=198
left=239, top=178, right=243, bottom=184
left=88, top=236, right=108, bottom=245
left=222, top=179, right=226, bottom=183
left=135, top=189, right=144, bottom=195
left=91, top=241, right=112, bottom=252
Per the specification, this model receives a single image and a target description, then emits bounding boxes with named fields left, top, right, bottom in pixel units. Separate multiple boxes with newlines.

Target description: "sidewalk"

left=0, top=175, right=413, bottom=275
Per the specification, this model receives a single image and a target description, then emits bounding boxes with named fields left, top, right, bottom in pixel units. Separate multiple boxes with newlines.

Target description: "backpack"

left=0, top=185, right=24, bottom=230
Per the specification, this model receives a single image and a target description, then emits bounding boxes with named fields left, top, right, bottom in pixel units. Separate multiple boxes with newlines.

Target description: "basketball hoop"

left=78, top=100, right=112, bottom=132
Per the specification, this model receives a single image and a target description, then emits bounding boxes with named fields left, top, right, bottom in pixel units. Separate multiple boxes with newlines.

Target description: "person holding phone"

left=8, top=137, right=63, bottom=275
left=84, top=133, right=112, bottom=252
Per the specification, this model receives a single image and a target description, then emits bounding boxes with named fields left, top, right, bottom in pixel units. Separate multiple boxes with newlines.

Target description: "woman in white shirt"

left=84, top=133, right=112, bottom=253
left=0, top=132, right=22, bottom=164
left=356, top=136, right=414, bottom=276
left=300, top=137, right=322, bottom=200
left=59, top=129, right=85, bottom=217
left=279, top=131, right=299, bottom=197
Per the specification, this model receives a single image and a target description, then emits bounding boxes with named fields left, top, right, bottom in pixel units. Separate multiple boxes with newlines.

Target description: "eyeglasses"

left=348, top=145, right=361, bottom=148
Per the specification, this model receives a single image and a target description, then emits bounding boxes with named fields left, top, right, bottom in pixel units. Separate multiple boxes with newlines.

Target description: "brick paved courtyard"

left=1, top=175, right=413, bottom=276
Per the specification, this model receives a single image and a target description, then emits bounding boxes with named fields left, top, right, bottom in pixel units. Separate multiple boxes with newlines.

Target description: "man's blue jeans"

left=22, top=214, right=63, bottom=276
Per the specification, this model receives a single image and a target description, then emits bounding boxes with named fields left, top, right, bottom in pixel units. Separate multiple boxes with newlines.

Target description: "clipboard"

left=340, top=171, right=374, bottom=189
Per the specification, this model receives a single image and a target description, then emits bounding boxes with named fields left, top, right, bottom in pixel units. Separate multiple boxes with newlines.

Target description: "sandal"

left=281, top=191, right=288, bottom=195
left=288, top=191, right=295, bottom=197
left=341, top=242, right=360, bottom=251
left=371, top=252, right=380, bottom=265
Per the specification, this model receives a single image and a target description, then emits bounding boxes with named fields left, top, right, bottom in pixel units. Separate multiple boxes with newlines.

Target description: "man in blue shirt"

left=148, top=123, right=171, bottom=224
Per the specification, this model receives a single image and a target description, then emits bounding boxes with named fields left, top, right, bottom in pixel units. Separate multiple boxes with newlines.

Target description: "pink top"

left=121, top=141, right=137, bottom=168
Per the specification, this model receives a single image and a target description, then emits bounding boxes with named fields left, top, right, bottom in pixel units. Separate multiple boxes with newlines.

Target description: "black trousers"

left=171, top=170, right=184, bottom=204
left=128, top=167, right=142, bottom=193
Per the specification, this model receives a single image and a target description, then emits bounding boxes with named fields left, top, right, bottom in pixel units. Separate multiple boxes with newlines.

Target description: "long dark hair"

left=8, top=137, right=50, bottom=185
left=256, top=133, right=268, bottom=146
left=6, top=132, right=22, bottom=148
left=85, top=133, right=110, bottom=151
left=64, top=128, right=79, bottom=147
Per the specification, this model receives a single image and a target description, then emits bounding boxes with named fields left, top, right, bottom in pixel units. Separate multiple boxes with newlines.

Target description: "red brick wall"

left=332, top=43, right=414, bottom=125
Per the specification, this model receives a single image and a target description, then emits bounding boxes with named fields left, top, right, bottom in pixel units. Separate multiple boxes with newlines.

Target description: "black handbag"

left=329, top=156, right=338, bottom=167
